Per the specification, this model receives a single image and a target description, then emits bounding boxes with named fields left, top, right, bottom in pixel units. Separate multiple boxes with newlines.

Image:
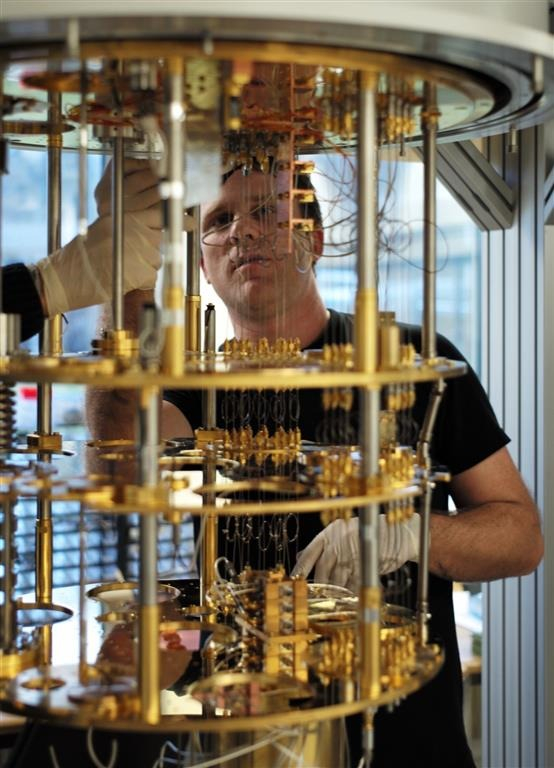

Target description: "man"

left=88, top=162, right=543, bottom=767
left=1, top=159, right=161, bottom=342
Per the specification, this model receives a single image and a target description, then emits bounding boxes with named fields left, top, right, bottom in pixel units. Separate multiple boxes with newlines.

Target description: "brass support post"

left=359, top=586, right=381, bottom=700
left=161, top=286, right=185, bottom=376
left=139, top=603, right=160, bottom=724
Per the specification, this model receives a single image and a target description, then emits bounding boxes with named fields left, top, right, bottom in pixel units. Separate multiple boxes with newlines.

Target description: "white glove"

left=95, top=158, right=162, bottom=230
left=35, top=159, right=162, bottom=316
left=291, top=515, right=421, bottom=592
left=35, top=213, right=161, bottom=316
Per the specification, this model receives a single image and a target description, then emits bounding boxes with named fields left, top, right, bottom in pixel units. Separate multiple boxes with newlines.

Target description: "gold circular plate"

left=1, top=646, right=443, bottom=732
left=86, top=582, right=180, bottom=606
left=0, top=355, right=467, bottom=389
left=16, top=602, right=74, bottom=628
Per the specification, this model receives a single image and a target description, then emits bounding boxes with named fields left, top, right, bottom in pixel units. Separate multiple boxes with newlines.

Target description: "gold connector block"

left=195, top=428, right=226, bottom=447
left=294, top=160, right=315, bottom=174
left=92, top=329, right=139, bottom=360
left=123, top=484, right=169, bottom=508
left=290, top=218, right=314, bottom=231
left=26, top=432, right=63, bottom=451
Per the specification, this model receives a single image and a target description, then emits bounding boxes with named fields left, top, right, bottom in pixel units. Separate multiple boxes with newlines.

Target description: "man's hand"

left=35, top=160, right=162, bottom=316
left=291, top=515, right=421, bottom=591
left=95, top=158, right=161, bottom=229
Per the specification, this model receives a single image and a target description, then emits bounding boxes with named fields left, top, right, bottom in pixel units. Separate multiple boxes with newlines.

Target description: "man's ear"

left=311, top=227, right=323, bottom=262
left=200, top=255, right=211, bottom=284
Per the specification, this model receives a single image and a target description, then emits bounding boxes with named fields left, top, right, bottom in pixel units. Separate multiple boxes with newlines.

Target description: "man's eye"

left=251, top=204, right=276, bottom=219
left=207, top=212, right=233, bottom=230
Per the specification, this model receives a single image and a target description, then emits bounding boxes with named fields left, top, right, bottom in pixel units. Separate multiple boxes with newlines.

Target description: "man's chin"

left=235, top=293, right=279, bottom=319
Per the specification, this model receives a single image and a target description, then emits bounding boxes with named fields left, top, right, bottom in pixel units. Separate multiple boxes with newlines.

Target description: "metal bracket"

left=545, top=164, right=554, bottom=225
left=415, top=140, right=515, bottom=231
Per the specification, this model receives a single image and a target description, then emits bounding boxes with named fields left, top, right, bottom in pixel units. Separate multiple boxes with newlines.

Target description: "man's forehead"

left=202, top=171, right=277, bottom=211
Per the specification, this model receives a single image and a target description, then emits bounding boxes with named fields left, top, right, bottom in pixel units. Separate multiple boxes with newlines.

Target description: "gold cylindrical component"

left=161, top=287, right=185, bottom=376
left=201, top=515, right=218, bottom=603
left=35, top=517, right=53, bottom=604
left=379, top=312, right=401, bottom=370
left=185, top=294, right=201, bottom=353
left=139, top=603, right=160, bottom=724
left=359, top=586, right=381, bottom=700
left=355, top=288, right=378, bottom=373
left=49, top=315, right=63, bottom=356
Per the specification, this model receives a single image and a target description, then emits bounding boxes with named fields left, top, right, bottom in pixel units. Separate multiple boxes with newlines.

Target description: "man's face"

left=200, top=169, right=317, bottom=323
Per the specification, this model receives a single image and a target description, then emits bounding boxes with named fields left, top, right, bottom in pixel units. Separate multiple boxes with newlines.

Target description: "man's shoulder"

left=324, top=308, right=354, bottom=342
left=397, top=322, right=466, bottom=362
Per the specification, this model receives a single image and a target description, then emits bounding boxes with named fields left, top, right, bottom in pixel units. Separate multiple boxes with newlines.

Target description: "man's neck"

left=229, top=291, right=329, bottom=348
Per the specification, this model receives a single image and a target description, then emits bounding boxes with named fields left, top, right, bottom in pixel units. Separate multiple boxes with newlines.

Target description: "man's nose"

left=228, top=212, right=259, bottom=244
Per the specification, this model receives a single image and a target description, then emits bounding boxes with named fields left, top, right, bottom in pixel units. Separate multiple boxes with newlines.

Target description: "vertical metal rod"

left=161, top=59, right=185, bottom=375
left=355, top=73, right=381, bottom=723
left=38, top=91, right=63, bottom=430
left=112, top=135, right=125, bottom=331
left=0, top=78, right=6, bottom=310
left=185, top=207, right=201, bottom=353
left=422, top=83, right=438, bottom=361
left=138, top=385, right=160, bottom=723
left=35, top=92, right=63, bottom=667
left=1, top=499, right=16, bottom=650
left=203, top=304, right=216, bottom=429
left=186, top=208, right=200, bottom=296
left=201, top=304, right=217, bottom=604
left=78, top=503, right=88, bottom=684
left=0, top=314, right=19, bottom=650
left=416, top=379, right=446, bottom=644
left=78, top=69, right=88, bottom=237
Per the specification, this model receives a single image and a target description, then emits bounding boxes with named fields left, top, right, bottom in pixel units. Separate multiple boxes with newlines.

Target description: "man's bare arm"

left=161, top=401, right=193, bottom=439
left=429, top=446, right=543, bottom=582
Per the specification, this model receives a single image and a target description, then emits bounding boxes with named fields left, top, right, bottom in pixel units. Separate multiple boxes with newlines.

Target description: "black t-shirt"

left=1, top=262, right=45, bottom=342
left=164, top=308, right=509, bottom=767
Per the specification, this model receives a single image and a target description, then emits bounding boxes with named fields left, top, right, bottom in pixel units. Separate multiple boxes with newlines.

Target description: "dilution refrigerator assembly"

left=0, top=2, right=552, bottom=766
